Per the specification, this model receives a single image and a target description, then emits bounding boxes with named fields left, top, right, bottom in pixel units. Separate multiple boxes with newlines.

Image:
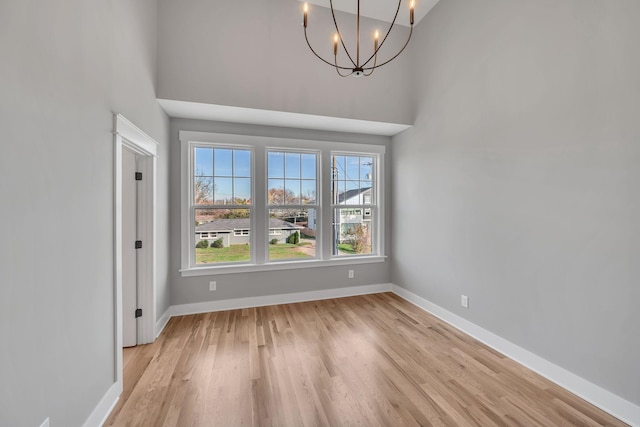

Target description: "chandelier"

left=302, top=0, right=415, bottom=77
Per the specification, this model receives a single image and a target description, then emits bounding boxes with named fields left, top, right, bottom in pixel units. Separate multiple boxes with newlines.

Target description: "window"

left=331, top=154, right=375, bottom=256
left=267, top=150, right=318, bottom=261
left=192, top=145, right=252, bottom=265
left=180, top=132, right=385, bottom=275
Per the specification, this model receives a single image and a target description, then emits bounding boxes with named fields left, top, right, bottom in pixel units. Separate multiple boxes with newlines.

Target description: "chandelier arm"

left=361, top=0, right=403, bottom=68
left=335, top=66, right=352, bottom=77
left=363, top=52, right=377, bottom=76
left=329, top=0, right=357, bottom=67
left=362, top=25, right=412, bottom=70
left=334, top=53, right=353, bottom=77
left=304, top=27, right=355, bottom=70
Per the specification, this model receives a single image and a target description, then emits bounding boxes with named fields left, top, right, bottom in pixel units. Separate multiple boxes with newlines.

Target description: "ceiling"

left=301, top=0, right=440, bottom=27
left=158, top=0, right=440, bottom=136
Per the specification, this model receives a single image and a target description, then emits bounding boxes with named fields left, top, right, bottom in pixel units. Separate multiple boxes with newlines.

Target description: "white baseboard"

left=83, top=381, right=121, bottom=427
left=168, top=283, right=392, bottom=318
left=155, top=307, right=171, bottom=339
left=390, top=284, right=640, bottom=427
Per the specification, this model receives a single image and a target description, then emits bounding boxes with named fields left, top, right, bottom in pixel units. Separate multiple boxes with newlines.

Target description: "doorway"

left=121, top=147, right=140, bottom=347
left=113, top=114, right=158, bottom=388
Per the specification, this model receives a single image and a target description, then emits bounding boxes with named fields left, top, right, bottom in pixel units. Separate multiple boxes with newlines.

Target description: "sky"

left=195, top=147, right=373, bottom=205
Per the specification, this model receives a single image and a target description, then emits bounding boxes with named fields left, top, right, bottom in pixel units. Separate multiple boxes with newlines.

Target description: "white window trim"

left=266, top=147, right=321, bottom=263
left=330, top=151, right=381, bottom=257
left=180, top=131, right=386, bottom=276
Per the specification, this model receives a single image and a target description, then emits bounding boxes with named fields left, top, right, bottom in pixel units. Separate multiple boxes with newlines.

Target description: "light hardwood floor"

left=105, top=292, right=627, bottom=426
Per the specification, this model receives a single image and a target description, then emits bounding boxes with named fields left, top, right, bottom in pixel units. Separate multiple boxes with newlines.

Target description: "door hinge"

left=135, top=240, right=142, bottom=249
left=135, top=308, right=142, bottom=318
left=135, top=172, right=142, bottom=181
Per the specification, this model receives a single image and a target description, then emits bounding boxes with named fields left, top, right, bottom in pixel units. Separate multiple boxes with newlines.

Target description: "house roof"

left=196, top=217, right=303, bottom=232
left=338, top=187, right=372, bottom=204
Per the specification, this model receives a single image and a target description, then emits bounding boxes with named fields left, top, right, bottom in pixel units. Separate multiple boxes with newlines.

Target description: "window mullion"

left=320, top=147, right=333, bottom=260
left=253, top=144, right=266, bottom=265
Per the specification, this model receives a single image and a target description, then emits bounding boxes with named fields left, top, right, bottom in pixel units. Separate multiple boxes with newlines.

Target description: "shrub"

left=287, top=231, right=300, bottom=244
left=346, top=224, right=371, bottom=254
left=196, top=239, right=209, bottom=249
left=211, top=238, right=224, bottom=248
left=270, top=238, right=278, bottom=245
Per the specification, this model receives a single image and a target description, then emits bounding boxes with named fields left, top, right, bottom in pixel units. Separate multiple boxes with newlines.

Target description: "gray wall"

left=0, top=0, right=170, bottom=426
left=392, top=0, right=640, bottom=405
left=169, top=119, right=391, bottom=306
left=157, top=0, right=413, bottom=125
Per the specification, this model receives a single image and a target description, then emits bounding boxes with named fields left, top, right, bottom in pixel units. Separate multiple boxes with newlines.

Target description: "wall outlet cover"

left=461, top=295, right=469, bottom=308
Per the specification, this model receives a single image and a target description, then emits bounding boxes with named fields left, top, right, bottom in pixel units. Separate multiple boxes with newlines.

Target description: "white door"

left=122, top=147, right=138, bottom=347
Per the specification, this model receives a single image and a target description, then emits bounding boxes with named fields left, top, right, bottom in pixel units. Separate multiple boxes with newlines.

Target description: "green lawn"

left=196, top=245, right=251, bottom=263
left=338, top=243, right=357, bottom=254
left=196, top=243, right=313, bottom=264
left=269, top=243, right=313, bottom=260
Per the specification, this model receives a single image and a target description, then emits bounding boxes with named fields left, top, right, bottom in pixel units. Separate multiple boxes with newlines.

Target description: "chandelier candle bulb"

left=303, top=3, right=308, bottom=27
left=374, top=30, right=379, bottom=51
left=333, top=34, right=339, bottom=55
left=410, top=0, right=415, bottom=25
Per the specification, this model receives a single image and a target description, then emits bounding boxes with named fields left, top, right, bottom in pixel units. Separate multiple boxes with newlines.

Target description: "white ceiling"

left=158, top=0, right=439, bottom=136
left=301, top=0, right=440, bottom=27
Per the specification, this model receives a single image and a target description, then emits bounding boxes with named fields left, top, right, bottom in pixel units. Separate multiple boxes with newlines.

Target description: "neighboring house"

left=308, top=187, right=372, bottom=242
left=338, top=187, right=372, bottom=205
left=195, top=218, right=303, bottom=246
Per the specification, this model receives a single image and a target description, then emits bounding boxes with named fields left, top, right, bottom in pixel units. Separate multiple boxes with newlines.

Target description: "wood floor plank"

left=106, top=293, right=628, bottom=427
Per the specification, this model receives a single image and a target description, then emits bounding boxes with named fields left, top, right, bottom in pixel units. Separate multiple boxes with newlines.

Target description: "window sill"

left=179, top=256, right=387, bottom=277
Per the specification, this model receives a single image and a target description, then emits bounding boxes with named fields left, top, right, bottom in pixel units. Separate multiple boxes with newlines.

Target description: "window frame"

left=185, top=140, right=255, bottom=268
left=266, top=147, right=320, bottom=263
left=180, top=131, right=386, bottom=276
left=330, top=151, right=380, bottom=257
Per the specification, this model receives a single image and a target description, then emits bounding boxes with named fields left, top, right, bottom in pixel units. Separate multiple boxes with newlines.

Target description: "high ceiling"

left=159, top=0, right=439, bottom=135
left=301, top=0, right=440, bottom=27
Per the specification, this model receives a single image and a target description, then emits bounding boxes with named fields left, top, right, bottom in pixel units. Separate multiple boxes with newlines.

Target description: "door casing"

left=113, top=114, right=158, bottom=387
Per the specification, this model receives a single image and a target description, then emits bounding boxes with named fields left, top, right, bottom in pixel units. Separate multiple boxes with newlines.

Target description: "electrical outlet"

left=461, top=295, right=469, bottom=308
left=209, top=281, right=217, bottom=291
left=348, top=269, right=355, bottom=279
